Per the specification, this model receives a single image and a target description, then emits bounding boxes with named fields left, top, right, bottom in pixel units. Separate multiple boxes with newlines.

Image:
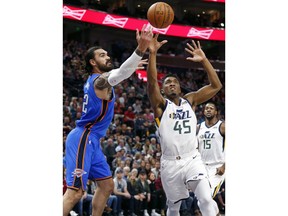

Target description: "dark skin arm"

left=183, top=40, right=222, bottom=110
left=146, top=34, right=168, bottom=118
left=216, top=121, right=225, bottom=175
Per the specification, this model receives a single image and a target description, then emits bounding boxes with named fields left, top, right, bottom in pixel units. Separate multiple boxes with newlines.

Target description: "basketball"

left=147, top=2, right=174, bottom=29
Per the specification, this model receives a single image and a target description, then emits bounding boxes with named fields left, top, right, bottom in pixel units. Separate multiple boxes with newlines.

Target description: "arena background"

left=1, top=0, right=288, bottom=215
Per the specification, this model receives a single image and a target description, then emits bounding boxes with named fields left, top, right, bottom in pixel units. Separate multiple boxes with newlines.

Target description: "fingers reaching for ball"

left=185, top=40, right=206, bottom=62
left=136, top=24, right=154, bottom=55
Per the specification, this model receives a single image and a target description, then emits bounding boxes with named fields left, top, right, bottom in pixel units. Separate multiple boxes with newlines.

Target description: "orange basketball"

left=147, top=2, right=174, bottom=29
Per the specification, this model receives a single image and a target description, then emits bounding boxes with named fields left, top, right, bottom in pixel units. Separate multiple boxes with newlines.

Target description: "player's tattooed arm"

left=94, top=72, right=111, bottom=90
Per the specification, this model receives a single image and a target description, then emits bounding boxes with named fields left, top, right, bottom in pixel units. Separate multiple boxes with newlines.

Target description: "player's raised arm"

left=184, top=40, right=222, bottom=106
left=94, top=25, right=153, bottom=89
left=147, top=34, right=167, bottom=118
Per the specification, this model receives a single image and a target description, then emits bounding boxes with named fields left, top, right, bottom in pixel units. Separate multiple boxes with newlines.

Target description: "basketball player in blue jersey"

left=197, top=102, right=225, bottom=216
left=146, top=34, right=222, bottom=216
left=63, top=24, right=153, bottom=216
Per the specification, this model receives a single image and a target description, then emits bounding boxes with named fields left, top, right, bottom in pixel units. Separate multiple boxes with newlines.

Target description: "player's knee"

left=97, top=178, right=114, bottom=194
left=197, top=193, right=213, bottom=206
left=167, top=199, right=181, bottom=212
left=66, top=188, right=84, bottom=203
left=106, top=179, right=114, bottom=194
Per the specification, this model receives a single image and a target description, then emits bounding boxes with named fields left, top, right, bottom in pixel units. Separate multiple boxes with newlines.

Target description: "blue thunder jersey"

left=76, top=73, right=115, bottom=136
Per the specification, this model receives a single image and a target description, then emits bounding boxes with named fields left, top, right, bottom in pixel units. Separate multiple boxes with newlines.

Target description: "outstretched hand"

left=148, top=33, right=168, bottom=53
left=136, top=24, right=154, bottom=53
left=185, top=40, right=206, bottom=62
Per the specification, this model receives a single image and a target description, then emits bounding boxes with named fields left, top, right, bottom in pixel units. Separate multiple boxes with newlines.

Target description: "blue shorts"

left=64, top=127, right=112, bottom=190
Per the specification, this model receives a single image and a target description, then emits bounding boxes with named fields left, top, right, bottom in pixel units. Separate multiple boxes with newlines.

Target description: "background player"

left=197, top=101, right=225, bottom=215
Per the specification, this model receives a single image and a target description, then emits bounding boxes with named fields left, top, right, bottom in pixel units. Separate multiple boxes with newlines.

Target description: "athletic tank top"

left=155, top=98, right=198, bottom=156
left=76, top=73, right=115, bottom=137
left=197, top=120, right=225, bottom=165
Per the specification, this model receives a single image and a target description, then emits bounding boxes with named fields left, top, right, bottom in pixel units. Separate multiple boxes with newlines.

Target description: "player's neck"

left=168, top=96, right=180, bottom=106
left=92, top=68, right=103, bottom=74
left=205, top=118, right=218, bottom=126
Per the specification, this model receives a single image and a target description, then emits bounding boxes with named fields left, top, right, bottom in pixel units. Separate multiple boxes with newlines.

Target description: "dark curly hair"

left=84, top=46, right=102, bottom=75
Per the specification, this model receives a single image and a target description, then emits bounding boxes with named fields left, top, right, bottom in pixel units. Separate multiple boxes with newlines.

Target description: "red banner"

left=63, top=5, right=225, bottom=41
left=135, top=70, right=165, bottom=85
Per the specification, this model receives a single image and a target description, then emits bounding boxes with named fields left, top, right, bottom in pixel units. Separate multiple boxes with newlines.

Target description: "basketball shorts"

left=161, top=152, right=207, bottom=203
left=64, top=127, right=112, bottom=190
left=205, top=163, right=225, bottom=198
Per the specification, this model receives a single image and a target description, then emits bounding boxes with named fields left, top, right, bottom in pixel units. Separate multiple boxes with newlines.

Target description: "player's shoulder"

left=196, top=120, right=205, bottom=131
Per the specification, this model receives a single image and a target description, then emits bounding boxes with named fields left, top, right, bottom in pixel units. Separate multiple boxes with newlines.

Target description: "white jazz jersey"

left=155, top=98, right=198, bottom=157
left=197, top=120, right=225, bottom=165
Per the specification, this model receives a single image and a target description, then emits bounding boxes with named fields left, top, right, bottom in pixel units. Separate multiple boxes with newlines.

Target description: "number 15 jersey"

left=155, top=98, right=198, bottom=157
left=197, top=120, right=225, bottom=165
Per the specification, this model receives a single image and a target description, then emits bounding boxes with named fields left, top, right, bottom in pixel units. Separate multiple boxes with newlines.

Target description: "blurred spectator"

left=151, top=160, right=161, bottom=179
left=135, top=169, right=151, bottom=216
left=113, top=168, right=131, bottom=216
left=104, top=138, right=116, bottom=168
left=123, top=106, right=135, bottom=128
left=154, top=172, right=167, bottom=216
left=144, top=108, right=154, bottom=123
left=126, top=171, right=140, bottom=216
left=132, top=98, right=143, bottom=114
left=147, top=172, right=161, bottom=216
left=150, top=137, right=158, bottom=153
left=123, top=166, right=131, bottom=181
left=114, top=100, right=125, bottom=120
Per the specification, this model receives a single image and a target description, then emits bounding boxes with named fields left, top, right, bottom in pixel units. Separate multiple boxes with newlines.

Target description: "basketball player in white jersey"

left=146, top=34, right=222, bottom=216
left=197, top=102, right=225, bottom=216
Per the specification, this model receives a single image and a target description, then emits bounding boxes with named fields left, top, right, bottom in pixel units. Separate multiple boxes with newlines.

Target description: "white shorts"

left=160, top=152, right=207, bottom=203
left=205, top=164, right=225, bottom=198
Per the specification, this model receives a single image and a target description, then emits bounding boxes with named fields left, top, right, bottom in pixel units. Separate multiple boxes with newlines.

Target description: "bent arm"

left=107, top=50, right=144, bottom=86
left=94, top=50, right=144, bottom=90
left=185, top=58, right=222, bottom=106
left=95, top=25, right=153, bottom=89
left=220, top=121, right=225, bottom=136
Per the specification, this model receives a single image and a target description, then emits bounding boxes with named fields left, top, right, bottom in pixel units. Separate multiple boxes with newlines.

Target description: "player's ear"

left=89, top=59, right=96, bottom=66
left=160, top=89, right=164, bottom=95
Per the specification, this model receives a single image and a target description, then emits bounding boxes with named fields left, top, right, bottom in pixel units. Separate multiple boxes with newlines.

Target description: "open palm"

left=185, top=40, right=206, bottom=62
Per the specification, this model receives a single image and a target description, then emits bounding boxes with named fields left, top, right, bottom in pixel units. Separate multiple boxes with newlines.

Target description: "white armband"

left=108, top=51, right=142, bottom=86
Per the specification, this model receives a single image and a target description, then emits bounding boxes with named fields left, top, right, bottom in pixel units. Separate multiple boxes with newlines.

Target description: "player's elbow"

left=213, top=82, right=222, bottom=92
left=217, top=83, right=223, bottom=91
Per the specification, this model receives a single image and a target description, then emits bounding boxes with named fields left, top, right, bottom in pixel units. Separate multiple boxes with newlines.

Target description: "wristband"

left=135, top=48, right=145, bottom=57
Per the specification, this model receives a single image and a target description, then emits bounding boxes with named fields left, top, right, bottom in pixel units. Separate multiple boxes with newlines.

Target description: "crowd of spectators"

left=63, top=38, right=225, bottom=216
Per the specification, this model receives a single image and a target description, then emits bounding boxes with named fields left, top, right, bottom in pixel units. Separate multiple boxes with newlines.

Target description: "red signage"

left=63, top=5, right=225, bottom=41
left=135, top=70, right=165, bottom=86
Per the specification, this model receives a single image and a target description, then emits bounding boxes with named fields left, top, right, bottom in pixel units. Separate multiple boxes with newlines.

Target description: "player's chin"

left=101, top=64, right=114, bottom=72
left=169, top=92, right=177, bottom=97
left=107, top=63, right=114, bottom=69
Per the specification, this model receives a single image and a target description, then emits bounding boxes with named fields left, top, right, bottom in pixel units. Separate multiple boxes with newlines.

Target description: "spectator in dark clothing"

left=154, top=172, right=167, bottom=216
left=104, top=138, right=116, bottom=168
left=126, top=171, right=140, bottom=216
left=135, top=169, right=151, bottom=216
left=147, top=172, right=161, bottom=216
